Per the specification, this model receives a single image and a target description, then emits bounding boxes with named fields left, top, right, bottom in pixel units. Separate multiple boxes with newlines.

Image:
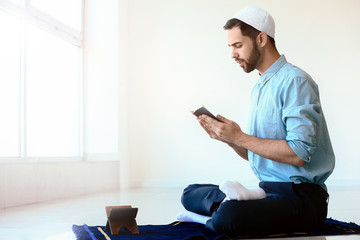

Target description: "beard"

left=236, top=41, right=261, bottom=73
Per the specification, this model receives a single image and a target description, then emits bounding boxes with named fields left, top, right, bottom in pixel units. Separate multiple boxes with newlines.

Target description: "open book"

left=192, top=106, right=223, bottom=122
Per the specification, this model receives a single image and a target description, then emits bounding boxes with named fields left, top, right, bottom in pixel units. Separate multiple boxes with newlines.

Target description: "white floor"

left=0, top=185, right=359, bottom=240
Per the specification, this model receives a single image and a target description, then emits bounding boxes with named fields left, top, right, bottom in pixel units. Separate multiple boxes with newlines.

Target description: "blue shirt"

left=247, top=55, right=335, bottom=190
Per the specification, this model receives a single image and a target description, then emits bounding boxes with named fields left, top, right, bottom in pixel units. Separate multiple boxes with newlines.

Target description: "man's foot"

left=219, top=180, right=266, bottom=201
left=176, top=210, right=211, bottom=225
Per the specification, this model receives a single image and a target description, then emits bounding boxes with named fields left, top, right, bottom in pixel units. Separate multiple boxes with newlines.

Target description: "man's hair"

left=223, top=18, right=275, bottom=47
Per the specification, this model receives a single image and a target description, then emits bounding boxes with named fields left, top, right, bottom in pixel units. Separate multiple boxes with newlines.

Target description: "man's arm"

left=236, top=134, right=305, bottom=166
left=227, top=142, right=249, bottom=160
left=198, top=114, right=305, bottom=167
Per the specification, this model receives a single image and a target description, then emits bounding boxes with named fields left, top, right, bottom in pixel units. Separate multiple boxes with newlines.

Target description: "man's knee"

left=181, top=184, right=224, bottom=216
left=181, top=184, right=213, bottom=205
left=210, top=201, right=248, bottom=234
left=181, top=184, right=199, bottom=210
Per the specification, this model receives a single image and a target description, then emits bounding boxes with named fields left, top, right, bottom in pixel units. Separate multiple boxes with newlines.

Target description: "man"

left=178, top=6, right=335, bottom=235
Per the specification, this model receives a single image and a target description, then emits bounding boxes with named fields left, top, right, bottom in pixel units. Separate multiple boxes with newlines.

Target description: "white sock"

left=219, top=180, right=266, bottom=201
left=176, top=211, right=211, bottom=225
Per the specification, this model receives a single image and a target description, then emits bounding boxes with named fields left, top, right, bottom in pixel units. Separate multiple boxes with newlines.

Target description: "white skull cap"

left=233, top=6, right=275, bottom=39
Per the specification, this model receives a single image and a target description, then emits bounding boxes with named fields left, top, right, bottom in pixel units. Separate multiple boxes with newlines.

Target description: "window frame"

left=0, top=0, right=83, bottom=47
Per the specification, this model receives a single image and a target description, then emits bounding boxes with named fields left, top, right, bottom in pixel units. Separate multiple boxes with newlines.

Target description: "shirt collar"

left=258, top=55, right=287, bottom=85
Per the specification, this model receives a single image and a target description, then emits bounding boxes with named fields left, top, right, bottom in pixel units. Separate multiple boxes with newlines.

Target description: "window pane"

left=30, top=0, right=82, bottom=31
left=8, top=0, right=21, bottom=5
left=26, top=24, right=81, bottom=157
left=0, top=11, right=21, bottom=157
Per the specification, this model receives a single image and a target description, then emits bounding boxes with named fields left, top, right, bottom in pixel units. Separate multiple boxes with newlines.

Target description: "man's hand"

left=196, top=114, right=249, bottom=160
left=197, top=114, right=244, bottom=145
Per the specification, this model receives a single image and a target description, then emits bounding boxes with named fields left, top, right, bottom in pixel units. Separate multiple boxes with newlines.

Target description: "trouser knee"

left=208, top=200, right=252, bottom=234
left=181, top=184, right=204, bottom=210
left=181, top=184, right=225, bottom=216
left=180, top=184, right=193, bottom=210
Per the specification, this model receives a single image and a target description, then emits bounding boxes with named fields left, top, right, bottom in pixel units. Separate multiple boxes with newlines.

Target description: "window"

left=0, top=10, right=21, bottom=157
left=30, top=0, right=82, bottom=31
left=0, top=0, right=83, bottom=160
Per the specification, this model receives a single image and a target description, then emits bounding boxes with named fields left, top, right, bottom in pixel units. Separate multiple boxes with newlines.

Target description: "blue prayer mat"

left=72, top=218, right=360, bottom=240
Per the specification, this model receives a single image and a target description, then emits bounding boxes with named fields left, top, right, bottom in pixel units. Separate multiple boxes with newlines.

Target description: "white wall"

left=123, top=0, right=360, bottom=188
left=84, top=0, right=124, bottom=162
left=0, top=161, right=119, bottom=209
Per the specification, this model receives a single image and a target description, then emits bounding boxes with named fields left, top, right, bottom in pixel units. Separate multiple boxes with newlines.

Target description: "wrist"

left=234, top=131, right=247, bottom=147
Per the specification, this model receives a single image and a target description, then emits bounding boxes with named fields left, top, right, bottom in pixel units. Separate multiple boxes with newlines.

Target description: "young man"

left=178, top=6, right=335, bottom=234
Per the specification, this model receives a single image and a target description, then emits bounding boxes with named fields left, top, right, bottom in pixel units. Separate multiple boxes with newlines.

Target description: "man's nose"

left=231, top=49, right=238, bottom=59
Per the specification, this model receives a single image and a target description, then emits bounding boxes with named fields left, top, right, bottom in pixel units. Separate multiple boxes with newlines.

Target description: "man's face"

left=227, top=27, right=261, bottom=73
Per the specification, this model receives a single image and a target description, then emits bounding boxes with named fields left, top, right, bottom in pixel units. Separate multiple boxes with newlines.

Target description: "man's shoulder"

left=280, top=62, right=312, bottom=80
left=274, top=61, right=318, bottom=89
left=274, top=62, right=319, bottom=96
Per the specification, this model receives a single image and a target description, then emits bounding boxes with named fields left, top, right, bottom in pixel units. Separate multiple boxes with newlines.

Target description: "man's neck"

left=257, top=48, right=281, bottom=75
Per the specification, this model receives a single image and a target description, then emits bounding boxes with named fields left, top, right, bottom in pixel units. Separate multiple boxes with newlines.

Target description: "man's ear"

left=257, top=32, right=268, bottom=48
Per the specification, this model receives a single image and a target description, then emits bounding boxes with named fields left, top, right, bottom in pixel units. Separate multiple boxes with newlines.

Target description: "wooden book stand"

left=105, top=206, right=139, bottom=235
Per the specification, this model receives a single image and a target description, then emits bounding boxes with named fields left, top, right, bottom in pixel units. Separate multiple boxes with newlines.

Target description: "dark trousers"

left=181, top=181, right=329, bottom=235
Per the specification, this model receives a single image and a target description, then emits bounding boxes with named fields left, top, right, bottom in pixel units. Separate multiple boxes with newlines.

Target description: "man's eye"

left=236, top=45, right=242, bottom=48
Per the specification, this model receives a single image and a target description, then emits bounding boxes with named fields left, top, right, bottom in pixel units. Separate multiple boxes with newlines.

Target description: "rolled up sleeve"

left=281, top=77, right=322, bottom=162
